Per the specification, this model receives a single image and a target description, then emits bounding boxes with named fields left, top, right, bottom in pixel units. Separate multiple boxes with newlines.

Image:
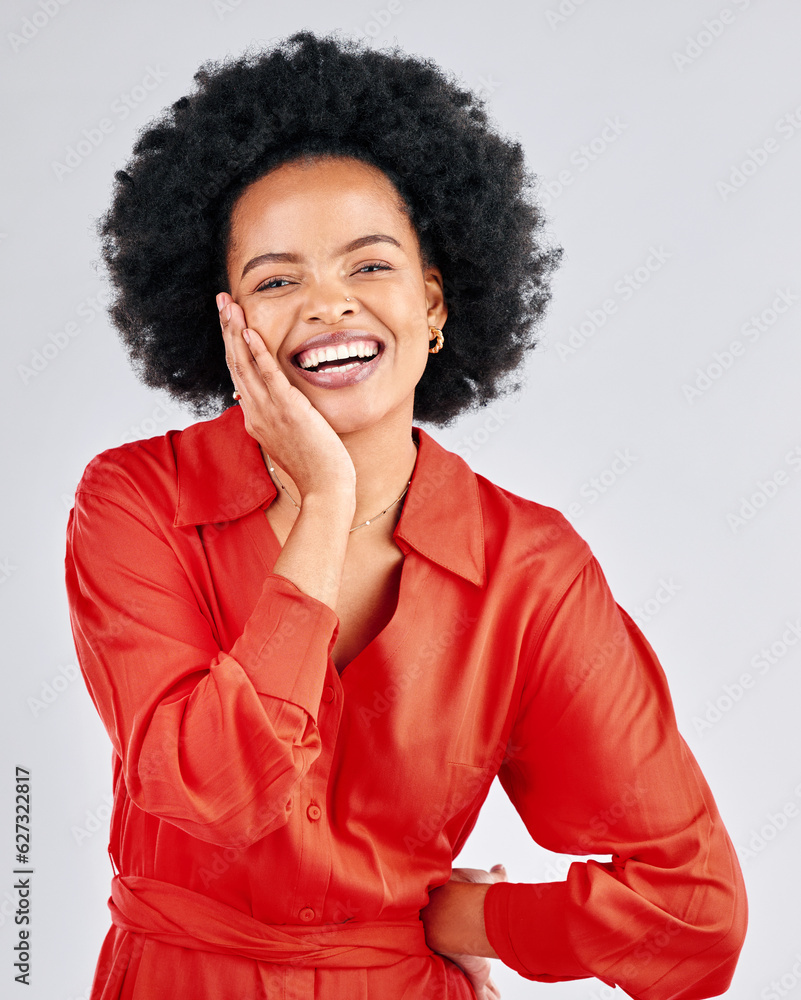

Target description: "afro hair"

left=98, top=29, right=561, bottom=426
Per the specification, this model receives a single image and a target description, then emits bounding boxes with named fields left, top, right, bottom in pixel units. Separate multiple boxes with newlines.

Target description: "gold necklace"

left=265, top=455, right=412, bottom=533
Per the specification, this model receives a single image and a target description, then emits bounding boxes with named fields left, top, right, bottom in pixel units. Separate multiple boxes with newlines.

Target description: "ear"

left=423, top=265, right=448, bottom=331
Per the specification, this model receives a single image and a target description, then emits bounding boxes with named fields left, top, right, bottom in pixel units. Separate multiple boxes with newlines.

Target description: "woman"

left=65, top=30, right=747, bottom=1000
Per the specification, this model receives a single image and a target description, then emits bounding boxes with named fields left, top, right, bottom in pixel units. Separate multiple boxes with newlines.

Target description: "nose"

left=302, top=280, right=359, bottom=324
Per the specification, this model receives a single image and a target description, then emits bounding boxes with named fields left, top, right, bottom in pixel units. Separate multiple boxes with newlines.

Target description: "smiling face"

left=224, top=155, right=447, bottom=436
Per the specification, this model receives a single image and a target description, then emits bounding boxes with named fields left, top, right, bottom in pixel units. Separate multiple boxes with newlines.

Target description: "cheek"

left=237, top=300, right=282, bottom=352
left=401, top=333, right=433, bottom=385
left=379, top=286, right=428, bottom=341
left=237, top=299, right=259, bottom=327
left=401, top=328, right=433, bottom=379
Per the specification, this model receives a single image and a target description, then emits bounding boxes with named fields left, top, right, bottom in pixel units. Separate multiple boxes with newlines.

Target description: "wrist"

left=298, top=489, right=356, bottom=520
left=422, top=882, right=498, bottom=959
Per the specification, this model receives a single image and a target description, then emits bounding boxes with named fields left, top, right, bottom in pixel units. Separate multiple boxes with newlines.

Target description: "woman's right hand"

left=218, top=292, right=354, bottom=611
left=218, top=292, right=356, bottom=501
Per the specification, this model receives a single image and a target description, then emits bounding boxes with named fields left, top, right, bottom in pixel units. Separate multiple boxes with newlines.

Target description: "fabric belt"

left=109, top=874, right=433, bottom=969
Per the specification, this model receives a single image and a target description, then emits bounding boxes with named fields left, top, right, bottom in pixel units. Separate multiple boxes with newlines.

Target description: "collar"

left=173, top=404, right=485, bottom=587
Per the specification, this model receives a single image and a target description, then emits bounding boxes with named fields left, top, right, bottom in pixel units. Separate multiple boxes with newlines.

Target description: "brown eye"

left=355, top=262, right=392, bottom=274
left=255, top=277, right=292, bottom=291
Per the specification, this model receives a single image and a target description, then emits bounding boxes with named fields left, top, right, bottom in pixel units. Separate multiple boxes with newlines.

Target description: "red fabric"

left=64, top=404, right=746, bottom=999
left=109, top=873, right=431, bottom=966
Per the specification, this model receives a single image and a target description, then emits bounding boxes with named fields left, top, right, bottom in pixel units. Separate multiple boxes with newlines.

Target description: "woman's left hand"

left=420, top=864, right=507, bottom=999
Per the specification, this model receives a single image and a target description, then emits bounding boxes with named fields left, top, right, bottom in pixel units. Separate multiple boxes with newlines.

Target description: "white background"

left=1, top=1, right=799, bottom=998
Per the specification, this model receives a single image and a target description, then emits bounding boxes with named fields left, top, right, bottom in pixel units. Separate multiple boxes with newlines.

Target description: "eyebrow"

left=240, top=233, right=403, bottom=280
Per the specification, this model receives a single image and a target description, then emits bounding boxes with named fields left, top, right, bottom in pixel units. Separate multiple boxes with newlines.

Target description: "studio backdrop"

left=1, top=1, right=799, bottom=998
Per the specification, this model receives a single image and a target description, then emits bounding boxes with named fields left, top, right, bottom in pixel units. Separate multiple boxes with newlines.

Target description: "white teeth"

left=297, top=341, right=380, bottom=369
left=310, top=361, right=361, bottom=374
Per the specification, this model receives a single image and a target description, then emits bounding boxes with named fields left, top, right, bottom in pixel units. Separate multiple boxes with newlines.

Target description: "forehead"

left=228, top=156, right=412, bottom=249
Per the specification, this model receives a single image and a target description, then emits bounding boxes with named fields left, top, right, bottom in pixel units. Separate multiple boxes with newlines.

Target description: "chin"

left=314, top=391, right=409, bottom=438
left=320, top=407, right=383, bottom=437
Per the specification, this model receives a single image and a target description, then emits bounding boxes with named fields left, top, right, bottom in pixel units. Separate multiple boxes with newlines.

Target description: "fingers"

left=217, top=292, right=282, bottom=405
left=218, top=292, right=253, bottom=397
left=449, top=869, right=481, bottom=884
left=214, top=292, right=354, bottom=495
left=450, top=866, right=507, bottom=884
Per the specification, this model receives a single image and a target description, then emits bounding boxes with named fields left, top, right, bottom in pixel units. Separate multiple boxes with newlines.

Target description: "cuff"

left=231, top=572, right=340, bottom=718
left=483, top=880, right=589, bottom=982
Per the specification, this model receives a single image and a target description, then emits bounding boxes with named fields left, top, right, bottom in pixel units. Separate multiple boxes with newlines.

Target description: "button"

left=299, top=907, right=315, bottom=922
left=321, top=685, right=334, bottom=703
left=306, top=803, right=322, bottom=822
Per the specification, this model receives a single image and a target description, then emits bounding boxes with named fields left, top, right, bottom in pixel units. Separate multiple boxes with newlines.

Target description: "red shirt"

left=65, top=403, right=746, bottom=999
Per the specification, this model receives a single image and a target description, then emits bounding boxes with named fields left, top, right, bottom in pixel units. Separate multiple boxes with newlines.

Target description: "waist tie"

left=109, top=874, right=433, bottom=969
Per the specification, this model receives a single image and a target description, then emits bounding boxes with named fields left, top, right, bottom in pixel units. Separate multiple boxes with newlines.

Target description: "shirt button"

left=307, top=803, right=322, bottom=821
left=299, top=907, right=315, bottom=922
left=321, top=685, right=334, bottom=703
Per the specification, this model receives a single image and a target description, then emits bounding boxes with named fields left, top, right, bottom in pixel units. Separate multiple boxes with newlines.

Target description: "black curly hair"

left=99, top=29, right=561, bottom=426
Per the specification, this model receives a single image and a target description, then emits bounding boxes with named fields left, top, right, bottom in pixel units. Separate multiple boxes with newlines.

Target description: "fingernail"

left=242, top=329, right=251, bottom=345
left=224, top=305, right=232, bottom=322
left=491, top=864, right=505, bottom=872
left=216, top=294, right=226, bottom=312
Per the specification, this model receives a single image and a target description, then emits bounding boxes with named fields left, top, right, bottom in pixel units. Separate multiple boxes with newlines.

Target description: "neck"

left=261, top=404, right=420, bottom=535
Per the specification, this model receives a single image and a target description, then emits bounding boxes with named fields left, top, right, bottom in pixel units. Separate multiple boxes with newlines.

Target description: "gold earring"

left=428, top=327, right=444, bottom=354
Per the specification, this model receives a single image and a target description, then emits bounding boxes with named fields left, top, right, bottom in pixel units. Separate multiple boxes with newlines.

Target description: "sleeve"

left=65, top=487, right=340, bottom=849
left=482, top=555, right=747, bottom=1000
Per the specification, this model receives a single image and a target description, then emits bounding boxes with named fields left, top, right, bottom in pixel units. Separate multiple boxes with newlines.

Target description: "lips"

left=291, top=344, right=385, bottom=389
left=287, top=329, right=386, bottom=389
left=295, top=339, right=381, bottom=371
left=290, top=329, right=385, bottom=362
